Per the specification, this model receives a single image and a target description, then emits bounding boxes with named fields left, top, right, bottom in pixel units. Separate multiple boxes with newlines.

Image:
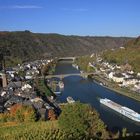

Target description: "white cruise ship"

left=100, top=98, right=140, bottom=122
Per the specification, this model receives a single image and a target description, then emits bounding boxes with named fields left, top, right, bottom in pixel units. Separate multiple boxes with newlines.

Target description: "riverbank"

left=35, top=78, right=55, bottom=97
left=90, top=75, right=140, bottom=102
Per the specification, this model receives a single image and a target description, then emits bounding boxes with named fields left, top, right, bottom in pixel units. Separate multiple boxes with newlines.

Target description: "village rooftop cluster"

left=89, top=53, right=140, bottom=93
left=0, top=59, right=59, bottom=119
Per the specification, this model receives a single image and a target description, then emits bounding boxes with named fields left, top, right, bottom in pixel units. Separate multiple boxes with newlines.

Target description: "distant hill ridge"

left=0, top=31, right=132, bottom=64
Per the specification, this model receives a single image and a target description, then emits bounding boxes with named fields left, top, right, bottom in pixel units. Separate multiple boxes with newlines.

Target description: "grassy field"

left=0, top=121, right=64, bottom=140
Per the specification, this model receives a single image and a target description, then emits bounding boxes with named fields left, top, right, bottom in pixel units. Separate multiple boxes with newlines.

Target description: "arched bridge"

left=45, top=72, right=96, bottom=79
left=58, top=57, right=76, bottom=61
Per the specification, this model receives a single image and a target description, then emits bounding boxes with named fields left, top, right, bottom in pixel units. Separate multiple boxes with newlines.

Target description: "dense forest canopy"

left=0, top=31, right=131, bottom=66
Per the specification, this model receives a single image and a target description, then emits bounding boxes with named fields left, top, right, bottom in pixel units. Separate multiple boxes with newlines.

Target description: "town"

left=88, top=53, right=140, bottom=94
left=0, top=58, right=62, bottom=119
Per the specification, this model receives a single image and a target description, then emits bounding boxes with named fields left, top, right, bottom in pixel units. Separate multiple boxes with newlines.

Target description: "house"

left=8, top=81, right=22, bottom=89
left=122, top=78, right=140, bottom=87
left=102, top=62, right=109, bottom=67
left=6, top=68, right=16, bottom=75
left=25, top=75, right=33, bottom=80
left=122, top=73, right=133, bottom=79
left=116, top=65, right=121, bottom=69
left=100, top=68, right=105, bottom=72
left=4, top=96, right=24, bottom=109
left=134, top=84, right=140, bottom=93
left=1, top=91, right=6, bottom=97
left=21, top=84, right=32, bottom=91
left=108, top=72, right=114, bottom=79
left=137, top=73, right=140, bottom=77
left=112, top=76, right=124, bottom=83
left=30, top=97, right=43, bottom=102
left=108, top=72, right=124, bottom=83
left=26, top=64, right=31, bottom=69
left=128, top=71, right=134, bottom=74
left=107, top=64, right=115, bottom=70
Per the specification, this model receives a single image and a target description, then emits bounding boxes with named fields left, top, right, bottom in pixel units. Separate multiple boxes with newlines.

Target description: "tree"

left=48, top=109, right=57, bottom=121
left=10, top=104, right=36, bottom=122
left=41, top=64, right=50, bottom=77
left=58, top=102, right=108, bottom=139
left=18, top=70, right=26, bottom=77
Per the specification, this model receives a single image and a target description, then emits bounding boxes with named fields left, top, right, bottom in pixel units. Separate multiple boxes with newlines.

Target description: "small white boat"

left=99, top=82, right=103, bottom=86
left=59, top=81, right=64, bottom=89
left=67, top=96, right=75, bottom=103
left=72, top=64, right=79, bottom=70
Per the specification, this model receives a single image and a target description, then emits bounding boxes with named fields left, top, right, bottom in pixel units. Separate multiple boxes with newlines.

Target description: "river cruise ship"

left=100, top=98, right=140, bottom=122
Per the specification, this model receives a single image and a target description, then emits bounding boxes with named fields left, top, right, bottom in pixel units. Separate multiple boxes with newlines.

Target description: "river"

left=54, top=60, right=140, bottom=133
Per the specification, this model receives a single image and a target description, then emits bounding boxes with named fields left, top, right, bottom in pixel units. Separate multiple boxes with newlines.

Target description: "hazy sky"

left=0, top=0, right=140, bottom=37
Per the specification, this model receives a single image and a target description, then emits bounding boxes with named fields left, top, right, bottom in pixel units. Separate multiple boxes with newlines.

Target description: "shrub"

left=0, top=113, right=10, bottom=122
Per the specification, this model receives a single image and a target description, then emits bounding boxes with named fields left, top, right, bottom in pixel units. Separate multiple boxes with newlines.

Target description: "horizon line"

left=0, top=30, right=138, bottom=38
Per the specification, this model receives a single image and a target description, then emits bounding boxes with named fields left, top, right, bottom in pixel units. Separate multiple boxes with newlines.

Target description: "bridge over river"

left=58, top=57, right=76, bottom=62
left=45, top=72, right=97, bottom=79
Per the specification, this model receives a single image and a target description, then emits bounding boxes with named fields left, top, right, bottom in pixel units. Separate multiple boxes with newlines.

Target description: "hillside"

left=0, top=31, right=131, bottom=65
left=0, top=102, right=109, bottom=139
left=102, top=36, right=140, bottom=72
left=124, top=36, right=140, bottom=48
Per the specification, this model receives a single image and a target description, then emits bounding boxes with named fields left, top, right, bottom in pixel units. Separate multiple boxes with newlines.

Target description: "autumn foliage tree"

left=0, top=104, right=36, bottom=123
left=48, top=109, right=57, bottom=121
left=11, top=104, right=36, bottom=122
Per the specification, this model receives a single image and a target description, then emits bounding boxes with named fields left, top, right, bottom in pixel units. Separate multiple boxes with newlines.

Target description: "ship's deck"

left=108, top=100, right=122, bottom=108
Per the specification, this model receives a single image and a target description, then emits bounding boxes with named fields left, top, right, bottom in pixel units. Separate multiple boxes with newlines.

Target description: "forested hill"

left=102, top=36, right=140, bottom=72
left=124, top=36, right=140, bottom=48
left=0, top=31, right=132, bottom=64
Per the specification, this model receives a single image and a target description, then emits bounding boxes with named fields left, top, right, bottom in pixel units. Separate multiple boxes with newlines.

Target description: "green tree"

left=58, top=102, right=108, bottom=139
left=41, top=64, right=50, bottom=76
left=18, top=70, right=26, bottom=77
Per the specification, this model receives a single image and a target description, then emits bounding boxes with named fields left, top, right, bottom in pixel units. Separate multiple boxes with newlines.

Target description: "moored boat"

left=67, top=96, right=75, bottom=103
left=59, top=81, right=64, bottom=89
left=72, top=64, right=79, bottom=70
